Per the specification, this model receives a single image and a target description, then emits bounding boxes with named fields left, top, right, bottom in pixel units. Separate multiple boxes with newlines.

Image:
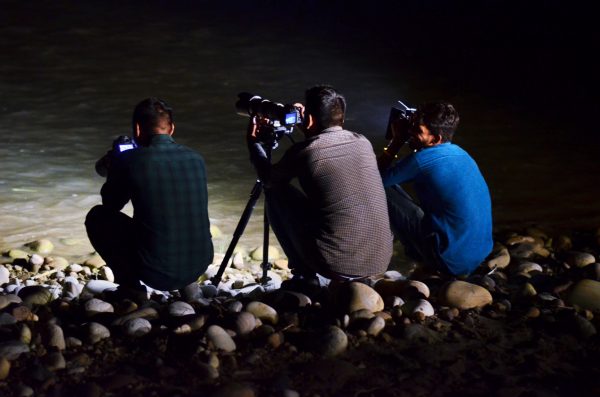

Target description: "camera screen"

left=285, top=112, right=298, bottom=125
left=118, top=144, right=135, bottom=152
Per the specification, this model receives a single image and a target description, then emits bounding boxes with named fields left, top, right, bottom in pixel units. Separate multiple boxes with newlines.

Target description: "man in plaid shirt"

left=86, top=98, right=213, bottom=299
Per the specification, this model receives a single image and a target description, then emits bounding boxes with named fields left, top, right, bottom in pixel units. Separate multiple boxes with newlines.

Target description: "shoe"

left=281, top=274, right=321, bottom=296
left=101, top=285, right=148, bottom=305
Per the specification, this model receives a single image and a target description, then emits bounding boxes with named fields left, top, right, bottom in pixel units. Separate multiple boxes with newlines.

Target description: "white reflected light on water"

left=1, top=2, right=599, bottom=258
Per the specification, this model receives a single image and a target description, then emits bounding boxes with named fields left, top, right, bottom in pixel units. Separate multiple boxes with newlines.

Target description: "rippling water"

left=1, top=1, right=598, bottom=257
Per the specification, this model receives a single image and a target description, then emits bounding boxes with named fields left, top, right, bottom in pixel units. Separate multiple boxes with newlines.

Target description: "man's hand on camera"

left=390, top=117, right=410, bottom=145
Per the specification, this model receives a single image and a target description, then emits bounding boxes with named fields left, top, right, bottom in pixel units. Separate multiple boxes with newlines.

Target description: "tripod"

left=210, top=178, right=272, bottom=287
left=210, top=131, right=284, bottom=287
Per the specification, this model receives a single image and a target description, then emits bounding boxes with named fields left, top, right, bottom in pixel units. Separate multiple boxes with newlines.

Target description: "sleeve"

left=380, top=153, right=420, bottom=187
left=100, top=155, right=131, bottom=211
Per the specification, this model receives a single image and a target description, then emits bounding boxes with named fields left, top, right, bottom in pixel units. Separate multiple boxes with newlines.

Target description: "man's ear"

left=169, top=123, right=175, bottom=136
left=307, top=114, right=315, bottom=130
left=135, top=123, right=141, bottom=139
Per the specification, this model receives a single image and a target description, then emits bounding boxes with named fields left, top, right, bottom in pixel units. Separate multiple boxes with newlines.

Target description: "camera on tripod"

left=385, top=100, right=416, bottom=140
left=236, top=92, right=302, bottom=145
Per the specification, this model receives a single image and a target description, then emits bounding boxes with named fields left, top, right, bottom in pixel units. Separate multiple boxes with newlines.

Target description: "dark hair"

left=132, top=97, right=174, bottom=133
left=304, top=85, right=346, bottom=129
left=413, top=102, right=459, bottom=142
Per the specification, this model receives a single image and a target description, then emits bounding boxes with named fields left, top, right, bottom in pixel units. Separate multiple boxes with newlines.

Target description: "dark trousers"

left=85, top=205, right=144, bottom=290
left=385, top=185, right=444, bottom=271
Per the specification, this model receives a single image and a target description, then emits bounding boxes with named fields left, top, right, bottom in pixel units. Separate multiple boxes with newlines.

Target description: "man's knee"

left=85, top=205, right=106, bottom=230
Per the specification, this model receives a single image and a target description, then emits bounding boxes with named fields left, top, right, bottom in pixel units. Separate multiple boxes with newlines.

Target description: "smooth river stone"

left=515, top=261, right=544, bottom=274
left=168, top=301, right=195, bottom=317
left=567, top=252, right=596, bottom=268
left=7, top=249, right=28, bottom=259
left=0, top=357, right=10, bottom=380
left=484, top=246, right=511, bottom=270
left=87, top=322, right=111, bottom=344
left=123, top=318, right=152, bottom=337
left=99, top=266, right=115, bottom=283
left=0, top=265, right=9, bottom=285
left=235, top=311, right=257, bottom=336
left=0, top=294, right=22, bottom=310
left=402, top=299, right=435, bottom=317
left=26, top=239, right=54, bottom=255
left=245, top=301, right=278, bottom=325
left=316, top=326, right=348, bottom=357
left=18, top=285, right=53, bottom=306
left=112, top=307, right=159, bottom=326
left=84, top=298, right=114, bottom=315
left=83, top=254, right=106, bottom=269
left=207, top=325, right=236, bottom=352
left=567, top=279, right=600, bottom=311
left=46, top=256, right=69, bottom=270
left=83, top=280, right=119, bottom=295
left=249, top=245, right=281, bottom=261
left=366, top=316, right=386, bottom=336
left=439, top=280, right=493, bottom=309
left=0, top=340, right=30, bottom=360
left=46, top=324, right=66, bottom=350
left=337, top=282, right=384, bottom=313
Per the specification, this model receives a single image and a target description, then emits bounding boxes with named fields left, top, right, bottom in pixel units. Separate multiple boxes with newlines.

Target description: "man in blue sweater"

left=378, top=101, right=492, bottom=276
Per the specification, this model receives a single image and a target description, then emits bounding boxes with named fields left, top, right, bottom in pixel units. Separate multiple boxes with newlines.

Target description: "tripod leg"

left=211, top=181, right=262, bottom=286
left=261, top=204, right=272, bottom=284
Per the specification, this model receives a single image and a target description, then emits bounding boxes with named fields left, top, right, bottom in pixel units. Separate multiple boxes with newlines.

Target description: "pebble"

left=235, top=311, right=257, bottom=335
left=573, top=315, right=597, bottom=338
left=124, top=318, right=152, bottom=337
left=0, top=265, right=10, bottom=285
left=337, top=282, right=384, bottom=314
left=112, top=307, right=159, bottom=326
left=7, top=249, right=29, bottom=259
left=0, top=357, right=10, bottom=380
left=567, top=279, right=600, bottom=311
left=366, top=316, right=386, bottom=336
left=0, top=294, right=22, bottom=310
left=246, top=301, right=278, bottom=325
left=46, top=324, right=66, bottom=350
left=249, top=245, right=280, bottom=261
left=232, top=252, right=245, bottom=268
left=227, top=300, right=244, bottom=313
left=87, top=322, right=111, bottom=344
left=402, top=299, right=435, bottom=317
left=44, top=351, right=66, bottom=371
left=0, top=313, right=17, bottom=326
left=168, top=301, right=195, bottom=317
left=567, top=252, right=596, bottom=268
left=85, top=298, right=114, bottom=315
left=316, top=326, right=348, bottom=357
left=66, top=336, right=83, bottom=348
left=16, top=385, right=34, bottom=397
left=26, top=238, right=54, bottom=254
left=46, top=256, right=69, bottom=270
left=83, top=280, right=119, bottom=295
left=207, top=325, right=236, bottom=352
left=485, top=247, right=511, bottom=269
left=439, top=280, right=493, bottom=310
left=0, top=340, right=30, bottom=360
left=516, top=261, right=543, bottom=274
left=18, top=285, right=53, bottom=306
left=68, top=263, right=84, bottom=273
left=84, top=254, right=106, bottom=268
left=99, top=266, right=115, bottom=282
left=200, top=284, right=218, bottom=298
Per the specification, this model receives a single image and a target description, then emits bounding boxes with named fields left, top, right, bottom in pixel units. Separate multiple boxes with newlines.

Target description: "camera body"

left=385, top=100, right=416, bottom=140
left=95, top=135, right=138, bottom=177
left=236, top=92, right=302, bottom=144
left=112, top=135, right=138, bottom=153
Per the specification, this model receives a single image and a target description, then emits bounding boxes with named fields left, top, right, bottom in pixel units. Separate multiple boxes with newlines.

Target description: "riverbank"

left=0, top=226, right=599, bottom=397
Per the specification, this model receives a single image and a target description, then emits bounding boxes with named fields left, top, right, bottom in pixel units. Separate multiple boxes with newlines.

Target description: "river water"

left=1, top=1, right=598, bottom=258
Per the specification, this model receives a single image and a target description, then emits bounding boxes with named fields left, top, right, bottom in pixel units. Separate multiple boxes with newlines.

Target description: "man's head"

left=132, top=97, right=175, bottom=146
left=407, top=101, right=459, bottom=150
left=302, top=85, right=346, bottom=135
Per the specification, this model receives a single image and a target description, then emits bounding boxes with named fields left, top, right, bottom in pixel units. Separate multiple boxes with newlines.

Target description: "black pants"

left=85, top=205, right=144, bottom=290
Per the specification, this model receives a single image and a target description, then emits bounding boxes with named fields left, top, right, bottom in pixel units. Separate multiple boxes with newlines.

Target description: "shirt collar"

left=149, top=134, right=175, bottom=145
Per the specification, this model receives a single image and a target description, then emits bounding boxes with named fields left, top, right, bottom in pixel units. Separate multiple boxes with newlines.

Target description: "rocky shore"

left=1, top=227, right=600, bottom=397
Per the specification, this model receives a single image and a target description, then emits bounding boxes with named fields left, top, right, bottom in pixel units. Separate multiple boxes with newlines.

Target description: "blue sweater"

left=381, top=143, right=493, bottom=275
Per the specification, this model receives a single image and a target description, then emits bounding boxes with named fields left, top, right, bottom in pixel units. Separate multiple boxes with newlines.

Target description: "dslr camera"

left=236, top=92, right=302, bottom=146
left=385, top=100, right=416, bottom=140
left=95, top=135, right=138, bottom=177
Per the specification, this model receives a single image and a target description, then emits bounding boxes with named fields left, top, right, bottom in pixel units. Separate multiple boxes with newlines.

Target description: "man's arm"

left=100, top=156, right=131, bottom=211
left=377, top=117, right=410, bottom=171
